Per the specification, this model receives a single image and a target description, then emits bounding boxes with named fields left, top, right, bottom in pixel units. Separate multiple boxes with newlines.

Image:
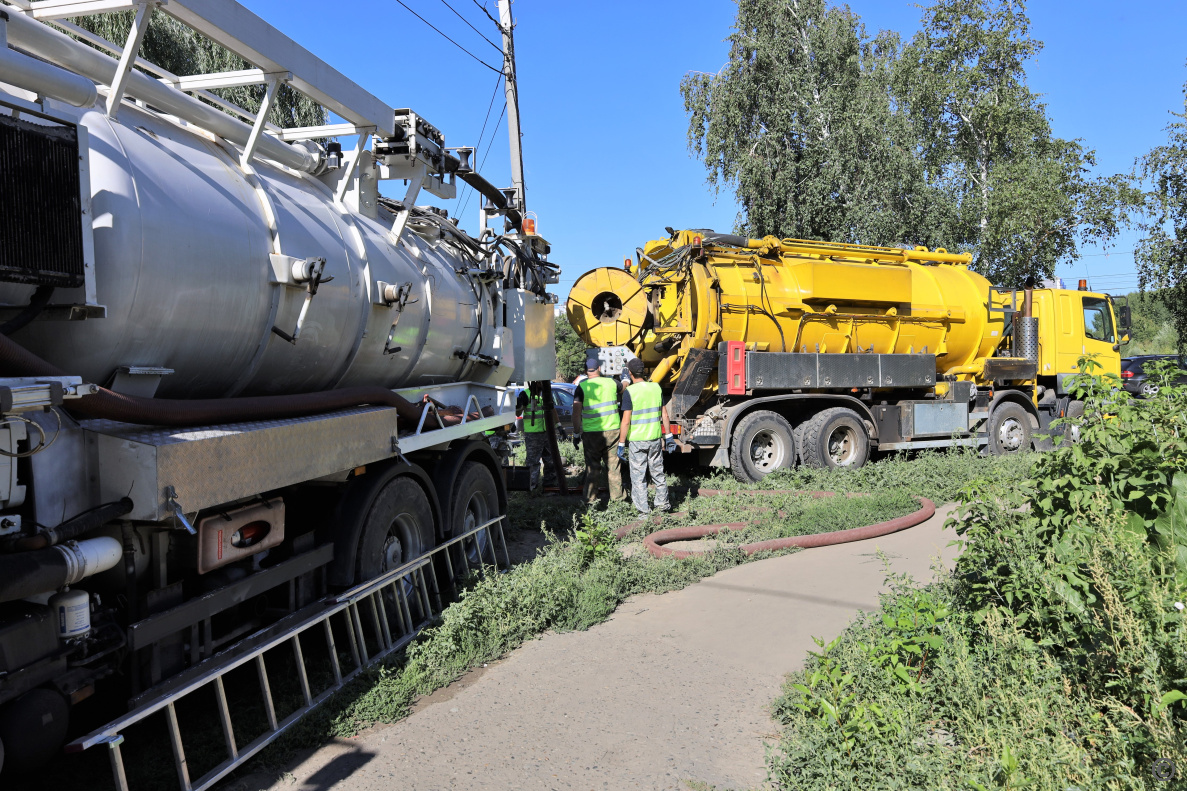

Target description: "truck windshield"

left=1082, top=297, right=1115, bottom=344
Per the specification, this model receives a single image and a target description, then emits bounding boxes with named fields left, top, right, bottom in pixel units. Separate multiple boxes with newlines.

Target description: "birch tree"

left=680, top=0, right=955, bottom=248
left=898, top=0, right=1128, bottom=285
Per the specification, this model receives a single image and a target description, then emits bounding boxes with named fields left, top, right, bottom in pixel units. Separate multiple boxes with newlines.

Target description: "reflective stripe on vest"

left=626, top=381, right=663, bottom=442
left=578, top=377, right=620, bottom=431
left=523, top=395, right=547, bottom=433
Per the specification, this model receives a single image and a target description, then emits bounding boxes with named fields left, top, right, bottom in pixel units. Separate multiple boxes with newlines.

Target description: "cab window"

left=1082, top=297, right=1115, bottom=344
left=553, top=389, right=574, bottom=409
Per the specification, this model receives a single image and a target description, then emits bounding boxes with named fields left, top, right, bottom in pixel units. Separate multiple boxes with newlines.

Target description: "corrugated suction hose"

left=0, top=331, right=425, bottom=427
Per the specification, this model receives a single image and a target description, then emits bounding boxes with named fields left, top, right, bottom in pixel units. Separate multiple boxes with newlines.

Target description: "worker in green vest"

left=572, top=357, right=626, bottom=507
left=617, top=357, right=672, bottom=515
left=516, top=386, right=559, bottom=495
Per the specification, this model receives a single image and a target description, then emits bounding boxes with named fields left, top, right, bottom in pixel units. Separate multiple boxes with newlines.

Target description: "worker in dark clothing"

left=516, top=385, right=561, bottom=495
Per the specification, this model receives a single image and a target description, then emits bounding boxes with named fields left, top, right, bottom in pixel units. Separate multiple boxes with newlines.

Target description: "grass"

left=12, top=447, right=1032, bottom=791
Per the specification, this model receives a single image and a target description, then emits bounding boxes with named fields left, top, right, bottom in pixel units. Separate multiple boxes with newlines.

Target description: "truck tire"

left=729, top=410, right=796, bottom=483
left=449, top=462, right=500, bottom=568
left=988, top=402, right=1032, bottom=455
left=801, top=407, right=870, bottom=469
left=354, top=474, right=435, bottom=583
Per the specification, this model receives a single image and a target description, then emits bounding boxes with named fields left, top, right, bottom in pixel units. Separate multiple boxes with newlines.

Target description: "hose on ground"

left=615, top=488, right=936, bottom=559
left=0, top=330, right=426, bottom=427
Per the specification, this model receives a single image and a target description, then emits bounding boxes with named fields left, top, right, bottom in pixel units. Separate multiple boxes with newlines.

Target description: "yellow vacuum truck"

left=567, top=230, right=1129, bottom=481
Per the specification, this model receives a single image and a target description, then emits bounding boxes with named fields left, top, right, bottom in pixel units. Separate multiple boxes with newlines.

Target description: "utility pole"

left=497, top=0, right=525, bottom=213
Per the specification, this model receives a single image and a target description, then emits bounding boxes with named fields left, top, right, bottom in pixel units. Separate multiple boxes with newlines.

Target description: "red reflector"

left=726, top=340, right=746, bottom=395
left=1121, top=370, right=1134, bottom=378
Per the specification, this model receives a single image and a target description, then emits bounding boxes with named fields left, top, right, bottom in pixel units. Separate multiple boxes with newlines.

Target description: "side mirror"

left=1118, top=305, right=1132, bottom=332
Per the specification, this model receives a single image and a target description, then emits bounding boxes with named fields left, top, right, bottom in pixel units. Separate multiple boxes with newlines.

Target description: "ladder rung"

left=255, top=655, right=278, bottom=731
left=213, top=676, right=238, bottom=759
left=291, top=635, right=313, bottom=708
left=165, top=701, right=193, bottom=791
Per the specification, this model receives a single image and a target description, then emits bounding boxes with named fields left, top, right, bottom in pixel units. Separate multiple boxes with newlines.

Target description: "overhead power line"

left=460, top=102, right=507, bottom=217
left=456, top=73, right=504, bottom=211
left=438, top=0, right=502, bottom=51
left=393, top=0, right=501, bottom=73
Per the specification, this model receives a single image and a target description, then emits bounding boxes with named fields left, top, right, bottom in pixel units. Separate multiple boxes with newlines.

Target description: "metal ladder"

left=66, top=516, right=511, bottom=791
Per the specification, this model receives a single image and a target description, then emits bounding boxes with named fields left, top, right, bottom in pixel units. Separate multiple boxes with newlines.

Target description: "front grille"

left=0, top=113, right=86, bottom=288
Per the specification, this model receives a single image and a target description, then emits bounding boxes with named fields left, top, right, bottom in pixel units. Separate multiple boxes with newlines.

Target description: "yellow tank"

left=567, top=231, right=1017, bottom=385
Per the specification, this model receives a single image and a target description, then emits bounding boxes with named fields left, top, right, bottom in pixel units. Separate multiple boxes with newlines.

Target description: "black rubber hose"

left=0, top=497, right=133, bottom=552
left=0, top=285, right=54, bottom=335
left=0, top=331, right=424, bottom=427
left=0, top=545, right=75, bottom=603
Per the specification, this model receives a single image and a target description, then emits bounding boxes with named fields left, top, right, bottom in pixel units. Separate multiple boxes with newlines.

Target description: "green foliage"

left=572, top=512, right=616, bottom=564
left=898, top=0, right=1134, bottom=286
left=555, top=310, right=586, bottom=382
left=680, top=0, right=953, bottom=247
left=1124, top=289, right=1180, bottom=354
left=72, top=11, right=325, bottom=128
left=1134, top=72, right=1187, bottom=351
left=767, top=361, right=1187, bottom=788
left=682, top=0, right=1132, bottom=287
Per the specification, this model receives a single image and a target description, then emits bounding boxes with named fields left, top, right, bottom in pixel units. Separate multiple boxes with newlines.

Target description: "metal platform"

left=84, top=382, right=514, bottom=521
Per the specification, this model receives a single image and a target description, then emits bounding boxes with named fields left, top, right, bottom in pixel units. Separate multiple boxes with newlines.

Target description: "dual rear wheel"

left=729, top=407, right=871, bottom=483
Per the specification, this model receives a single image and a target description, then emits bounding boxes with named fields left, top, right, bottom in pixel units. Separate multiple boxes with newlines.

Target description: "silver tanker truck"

left=0, top=0, right=556, bottom=784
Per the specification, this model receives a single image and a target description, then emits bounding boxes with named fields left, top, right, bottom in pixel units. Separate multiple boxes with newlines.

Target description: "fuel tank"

left=568, top=231, right=1011, bottom=383
left=0, top=102, right=504, bottom=399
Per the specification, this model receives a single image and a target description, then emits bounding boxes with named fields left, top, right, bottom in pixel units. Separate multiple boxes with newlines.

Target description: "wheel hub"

left=997, top=417, right=1024, bottom=452
left=381, top=533, right=403, bottom=572
left=827, top=426, right=856, bottom=466
left=749, top=429, right=785, bottom=471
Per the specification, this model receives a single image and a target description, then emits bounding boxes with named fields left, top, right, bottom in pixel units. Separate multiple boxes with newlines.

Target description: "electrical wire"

left=455, top=73, right=504, bottom=214
left=438, top=0, right=502, bottom=51
left=459, top=101, right=506, bottom=217
left=393, top=0, right=502, bottom=73
left=470, top=0, right=502, bottom=28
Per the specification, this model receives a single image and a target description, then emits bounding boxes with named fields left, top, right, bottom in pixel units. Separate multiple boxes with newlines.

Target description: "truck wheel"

left=729, top=410, right=796, bottom=483
left=355, top=474, right=434, bottom=583
left=988, top=402, right=1032, bottom=455
left=449, top=462, right=500, bottom=568
left=0, top=689, right=68, bottom=772
left=801, top=407, right=870, bottom=469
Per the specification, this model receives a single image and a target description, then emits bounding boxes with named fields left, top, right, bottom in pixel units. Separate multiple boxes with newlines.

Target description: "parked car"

left=1121, top=355, right=1187, bottom=398
left=512, top=383, right=577, bottom=435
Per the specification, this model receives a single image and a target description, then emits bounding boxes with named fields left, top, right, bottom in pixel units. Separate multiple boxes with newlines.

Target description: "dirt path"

left=240, top=504, right=959, bottom=791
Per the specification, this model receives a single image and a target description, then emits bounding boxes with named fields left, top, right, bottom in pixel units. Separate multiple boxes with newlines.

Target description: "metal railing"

left=66, top=514, right=510, bottom=791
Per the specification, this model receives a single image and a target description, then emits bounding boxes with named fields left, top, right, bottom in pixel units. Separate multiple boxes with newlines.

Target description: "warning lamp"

left=522, top=217, right=537, bottom=235
left=693, top=235, right=702, bottom=246
left=624, top=257, right=632, bottom=271
left=1078, top=279, right=1088, bottom=291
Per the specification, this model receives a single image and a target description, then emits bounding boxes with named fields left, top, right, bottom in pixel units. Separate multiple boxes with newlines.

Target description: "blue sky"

left=241, top=0, right=1187, bottom=298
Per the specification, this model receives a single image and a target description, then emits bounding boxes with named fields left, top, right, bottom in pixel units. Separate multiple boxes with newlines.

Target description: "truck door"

left=1080, top=296, right=1120, bottom=376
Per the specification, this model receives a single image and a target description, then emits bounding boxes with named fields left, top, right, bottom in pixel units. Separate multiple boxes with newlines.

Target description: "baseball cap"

left=626, top=357, right=644, bottom=376
left=585, top=357, right=600, bottom=371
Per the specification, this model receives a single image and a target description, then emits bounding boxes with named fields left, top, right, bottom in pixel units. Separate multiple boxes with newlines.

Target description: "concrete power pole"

left=497, top=0, right=525, bottom=213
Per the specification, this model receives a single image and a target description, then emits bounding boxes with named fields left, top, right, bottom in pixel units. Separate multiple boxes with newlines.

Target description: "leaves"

left=682, top=0, right=1133, bottom=288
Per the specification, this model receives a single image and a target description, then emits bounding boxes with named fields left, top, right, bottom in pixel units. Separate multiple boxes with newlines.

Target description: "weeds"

left=767, top=358, right=1187, bottom=789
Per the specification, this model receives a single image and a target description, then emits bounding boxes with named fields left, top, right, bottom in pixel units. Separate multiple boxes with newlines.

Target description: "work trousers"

left=524, top=432, right=558, bottom=492
left=581, top=429, right=626, bottom=504
left=628, top=438, right=669, bottom=514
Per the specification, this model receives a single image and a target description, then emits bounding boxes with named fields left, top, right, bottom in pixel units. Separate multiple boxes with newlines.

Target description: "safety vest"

left=626, top=381, right=663, bottom=442
left=522, top=392, right=547, bottom=433
left=578, top=377, right=620, bottom=432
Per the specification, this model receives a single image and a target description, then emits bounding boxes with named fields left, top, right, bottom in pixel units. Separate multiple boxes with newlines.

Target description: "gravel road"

left=240, top=503, right=959, bottom=791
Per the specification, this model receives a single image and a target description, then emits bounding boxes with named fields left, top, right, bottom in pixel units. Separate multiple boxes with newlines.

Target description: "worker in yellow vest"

left=571, top=357, right=626, bottom=507
left=516, top=386, right=559, bottom=495
left=617, top=357, right=672, bottom=515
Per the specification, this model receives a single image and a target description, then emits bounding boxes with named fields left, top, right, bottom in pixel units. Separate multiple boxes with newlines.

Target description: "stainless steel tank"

left=0, top=100, right=503, bottom=398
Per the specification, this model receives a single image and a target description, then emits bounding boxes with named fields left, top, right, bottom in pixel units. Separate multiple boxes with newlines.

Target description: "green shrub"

left=767, top=363, right=1187, bottom=788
